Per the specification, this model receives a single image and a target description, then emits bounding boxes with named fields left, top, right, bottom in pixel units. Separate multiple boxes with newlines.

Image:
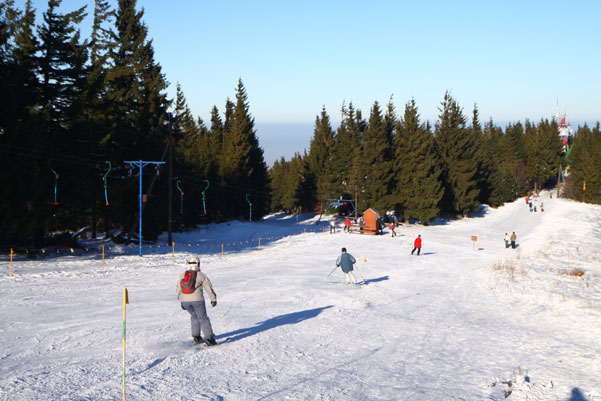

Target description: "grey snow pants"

left=181, top=301, right=214, bottom=338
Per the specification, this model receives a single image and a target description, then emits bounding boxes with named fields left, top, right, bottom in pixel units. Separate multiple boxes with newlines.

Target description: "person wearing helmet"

left=176, top=256, right=218, bottom=346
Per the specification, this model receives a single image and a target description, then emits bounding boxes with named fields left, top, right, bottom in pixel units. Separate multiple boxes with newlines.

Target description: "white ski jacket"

left=176, top=270, right=217, bottom=303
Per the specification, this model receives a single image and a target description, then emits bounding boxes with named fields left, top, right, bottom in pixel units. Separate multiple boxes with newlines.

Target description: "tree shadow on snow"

left=569, top=388, right=590, bottom=401
left=217, top=306, right=333, bottom=343
left=362, top=276, right=389, bottom=285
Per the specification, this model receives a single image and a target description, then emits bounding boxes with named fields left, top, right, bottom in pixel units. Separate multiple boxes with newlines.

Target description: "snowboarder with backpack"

left=176, top=256, right=218, bottom=346
left=336, top=247, right=357, bottom=285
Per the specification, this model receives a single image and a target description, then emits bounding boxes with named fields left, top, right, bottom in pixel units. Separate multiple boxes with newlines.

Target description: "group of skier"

left=525, top=195, right=544, bottom=213
left=503, top=232, right=518, bottom=249
left=177, top=198, right=533, bottom=345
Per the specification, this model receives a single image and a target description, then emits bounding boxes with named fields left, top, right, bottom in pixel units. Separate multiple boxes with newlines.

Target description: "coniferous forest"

left=1, top=0, right=600, bottom=249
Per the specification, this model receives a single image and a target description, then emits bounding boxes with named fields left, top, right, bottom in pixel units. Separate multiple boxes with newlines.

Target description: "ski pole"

left=324, top=266, right=338, bottom=283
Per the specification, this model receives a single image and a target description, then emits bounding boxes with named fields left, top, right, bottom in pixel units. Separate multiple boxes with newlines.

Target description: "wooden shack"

left=362, top=208, right=381, bottom=235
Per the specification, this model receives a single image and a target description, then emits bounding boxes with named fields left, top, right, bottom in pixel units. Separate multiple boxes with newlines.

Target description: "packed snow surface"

left=1, top=192, right=600, bottom=400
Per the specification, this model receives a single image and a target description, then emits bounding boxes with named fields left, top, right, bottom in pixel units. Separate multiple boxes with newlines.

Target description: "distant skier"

left=344, top=218, right=352, bottom=233
left=336, top=247, right=357, bottom=285
left=504, top=233, right=510, bottom=248
left=510, top=232, right=517, bottom=249
left=541, top=202, right=544, bottom=212
left=176, top=256, right=218, bottom=346
left=329, top=219, right=336, bottom=234
left=411, top=235, right=422, bottom=256
left=388, top=222, right=396, bottom=237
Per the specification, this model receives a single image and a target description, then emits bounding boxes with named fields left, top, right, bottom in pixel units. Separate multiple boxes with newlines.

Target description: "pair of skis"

left=324, top=264, right=365, bottom=284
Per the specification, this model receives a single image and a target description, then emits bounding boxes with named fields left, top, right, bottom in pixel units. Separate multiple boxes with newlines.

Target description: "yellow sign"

left=471, top=236, right=477, bottom=241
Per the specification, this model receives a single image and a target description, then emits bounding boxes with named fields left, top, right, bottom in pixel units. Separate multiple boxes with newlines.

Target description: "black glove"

left=181, top=304, right=185, bottom=310
left=211, top=300, right=217, bottom=307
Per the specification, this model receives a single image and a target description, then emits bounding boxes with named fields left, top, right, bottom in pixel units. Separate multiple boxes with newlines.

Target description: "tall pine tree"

left=435, top=92, right=480, bottom=216
left=360, top=101, right=393, bottom=212
left=393, top=98, right=443, bottom=223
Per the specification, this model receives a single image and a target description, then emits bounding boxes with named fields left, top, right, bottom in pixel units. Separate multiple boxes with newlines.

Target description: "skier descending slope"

left=176, top=256, right=218, bottom=346
left=336, top=247, right=357, bottom=285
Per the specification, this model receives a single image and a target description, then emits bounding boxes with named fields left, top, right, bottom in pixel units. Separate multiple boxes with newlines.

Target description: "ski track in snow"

left=1, top=192, right=600, bottom=400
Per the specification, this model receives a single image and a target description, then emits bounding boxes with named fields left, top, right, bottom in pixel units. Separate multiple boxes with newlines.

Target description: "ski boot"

left=205, top=335, right=217, bottom=346
left=193, top=336, right=204, bottom=345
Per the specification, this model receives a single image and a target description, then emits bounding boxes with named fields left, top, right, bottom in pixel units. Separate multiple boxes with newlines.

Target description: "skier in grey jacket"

left=176, top=256, right=218, bottom=345
left=336, top=247, right=357, bottom=285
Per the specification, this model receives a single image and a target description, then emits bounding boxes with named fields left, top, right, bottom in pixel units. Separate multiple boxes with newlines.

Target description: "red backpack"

left=180, top=271, right=198, bottom=294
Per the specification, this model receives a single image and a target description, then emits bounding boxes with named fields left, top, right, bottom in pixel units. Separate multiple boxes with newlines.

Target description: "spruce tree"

left=105, top=0, right=171, bottom=239
left=219, top=80, right=270, bottom=220
left=269, top=157, right=288, bottom=211
left=38, top=0, right=87, bottom=139
left=470, top=104, right=492, bottom=204
left=327, top=102, right=360, bottom=200
left=360, top=101, right=393, bottom=212
left=524, top=119, right=562, bottom=192
left=306, top=106, right=334, bottom=210
left=501, top=122, right=528, bottom=193
left=566, top=123, right=601, bottom=204
left=482, top=119, right=518, bottom=206
left=0, top=0, right=48, bottom=245
left=36, top=0, right=92, bottom=234
left=435, top=92, right=480, bottom=216
left=393, top=98, right=443, bottom=223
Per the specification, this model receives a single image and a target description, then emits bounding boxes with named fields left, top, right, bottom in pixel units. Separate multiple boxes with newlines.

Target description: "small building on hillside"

left=362, top=208, right=381, bottom=235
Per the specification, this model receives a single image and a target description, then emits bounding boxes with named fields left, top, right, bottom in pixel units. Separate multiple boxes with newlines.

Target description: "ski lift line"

left=246, top=193, right=252, bottom=222
left=173, top=175, right=271, bottom=196
left=176, top=180, right=184, bottom=214
left=0, top=143, right=120, bottom=166
left=202, top=180, right=209, bottom=215
left=49, top=160, right=59, bottom=205
left=103, top=161, right=112, bottom=206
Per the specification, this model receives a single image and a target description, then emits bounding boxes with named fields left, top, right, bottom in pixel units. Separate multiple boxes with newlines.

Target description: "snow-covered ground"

left=1, top=192, right=600, bottom=401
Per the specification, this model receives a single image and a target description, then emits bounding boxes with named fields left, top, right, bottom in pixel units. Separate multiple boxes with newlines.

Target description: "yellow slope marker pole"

left=10, top=248, right=13, bottom=277
left=122, top=288, right=129, bottom=401
left=102, top=245, right=105, bottom=271
left=258, top=238, right=261, bottom=254
left=172, top=241, right=175, bottom=265
left=360, top=257, right=366, bottom=284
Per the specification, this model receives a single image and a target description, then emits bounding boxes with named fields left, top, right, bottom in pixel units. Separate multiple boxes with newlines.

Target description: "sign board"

left=471, top=235, right=477, bottom=241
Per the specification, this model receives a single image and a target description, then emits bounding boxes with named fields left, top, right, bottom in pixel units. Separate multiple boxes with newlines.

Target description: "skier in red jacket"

left=411, top=235, right=422, bottom=256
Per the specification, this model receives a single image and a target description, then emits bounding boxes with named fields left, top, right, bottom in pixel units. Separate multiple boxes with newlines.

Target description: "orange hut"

left=362, top=208, right=381, bottom=235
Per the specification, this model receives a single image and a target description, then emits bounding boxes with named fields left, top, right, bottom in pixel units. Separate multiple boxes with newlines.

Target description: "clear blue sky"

left=17, top=0, right=601, bottom=165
